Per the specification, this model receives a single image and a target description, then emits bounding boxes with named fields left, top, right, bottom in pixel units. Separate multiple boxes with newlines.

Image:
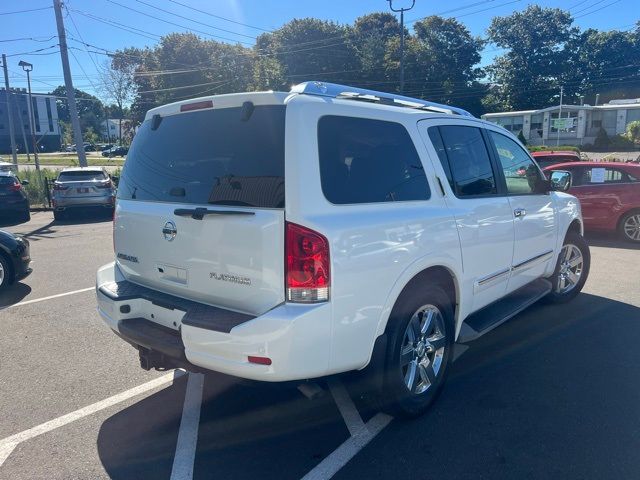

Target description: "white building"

left=100, top=118, right=133, bottom=141
left=481, top=99, right=640, bottom=146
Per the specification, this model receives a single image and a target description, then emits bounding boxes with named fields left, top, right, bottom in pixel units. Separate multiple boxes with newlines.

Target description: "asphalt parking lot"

left=1, top=211, right=639, bottom=480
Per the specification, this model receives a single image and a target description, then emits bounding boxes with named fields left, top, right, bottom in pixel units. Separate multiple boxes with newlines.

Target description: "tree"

left=486, top=6, right=577, bottom=110
left=102, top=57, right=136, bottom=142
left=564, top=27, right=640, bottom=104
left=49, top=86, right=104, bottom=135
left=626, top=120, right=640, bottom=144
left=404, top=16, right=486, bottom=114
left=253, top=19, right=359, bottom=89
left=349, top=13, right=402, bottom=91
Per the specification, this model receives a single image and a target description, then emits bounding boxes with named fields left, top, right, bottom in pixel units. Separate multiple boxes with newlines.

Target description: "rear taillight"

left=112, top=209, right=117, bottom=252
left=53, top=183, right=68, bottom=191
left=8, top=182, right=21, bottom=191
left=285, top=222, right=330, bottom=303
left=97, top=180, right=113, bottom=189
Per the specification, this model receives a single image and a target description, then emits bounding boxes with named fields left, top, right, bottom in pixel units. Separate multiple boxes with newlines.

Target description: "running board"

left=457, top=278, right=552, bottom=343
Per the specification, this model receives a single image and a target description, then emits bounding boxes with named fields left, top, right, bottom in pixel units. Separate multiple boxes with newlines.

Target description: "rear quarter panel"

left=284, top=96, right=463, bottom=373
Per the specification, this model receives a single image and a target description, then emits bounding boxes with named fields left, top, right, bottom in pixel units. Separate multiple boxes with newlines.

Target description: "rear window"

left=318, top=116, right=430, bottom=204
left=0, top=176, right=17, bottom=185
left=118, top=105, right=286, bottom=208
left=58, top=171, right=106, bottom=181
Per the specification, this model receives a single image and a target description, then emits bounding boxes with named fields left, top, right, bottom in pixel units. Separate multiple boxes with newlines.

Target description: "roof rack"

left=290, top=81, right=473, bottom=117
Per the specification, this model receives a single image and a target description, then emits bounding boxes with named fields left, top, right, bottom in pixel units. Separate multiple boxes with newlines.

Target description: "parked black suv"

left=0, top=172, right=30, bottom=223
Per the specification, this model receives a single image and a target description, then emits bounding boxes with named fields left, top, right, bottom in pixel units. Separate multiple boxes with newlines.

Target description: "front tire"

left=545, top=231, right=590, bottom=304
left=0, top=254, right=10, bottom=292
left=381, top=285, right=454, bottom=418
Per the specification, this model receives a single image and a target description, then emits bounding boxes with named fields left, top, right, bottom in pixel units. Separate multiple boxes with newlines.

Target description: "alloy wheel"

left=555, top=243, right=584, bottom=294
left=0, top=261, right=4, bottom=287
left=623, top=213, right=640, bottom=242
left=400, top=304, right=446, bottom=395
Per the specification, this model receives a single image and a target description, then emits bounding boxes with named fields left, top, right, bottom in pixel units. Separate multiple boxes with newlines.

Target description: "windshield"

left=58, top=171, right=107, bottom=182
left=118, top=105, right=286, bottom=208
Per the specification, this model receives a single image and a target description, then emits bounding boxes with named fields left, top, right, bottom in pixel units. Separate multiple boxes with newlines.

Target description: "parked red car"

left=531, top=150, right=581, bottom=169
left=543, top=162, right=640, bottom=242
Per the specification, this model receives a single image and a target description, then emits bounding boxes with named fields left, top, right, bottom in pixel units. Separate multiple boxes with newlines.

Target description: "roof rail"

left=290, top=81, right=473, bottom=117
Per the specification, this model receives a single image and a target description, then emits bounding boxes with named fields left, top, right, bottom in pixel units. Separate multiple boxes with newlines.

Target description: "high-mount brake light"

left=285, top=222, right=330, bottom=303
left=180, top=100, right=213, bottom=112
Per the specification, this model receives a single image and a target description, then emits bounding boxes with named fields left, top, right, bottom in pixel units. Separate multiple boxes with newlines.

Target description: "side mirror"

left=21, top=179, right=29, bottom=186
left=549, top=170, right=572, bottom=192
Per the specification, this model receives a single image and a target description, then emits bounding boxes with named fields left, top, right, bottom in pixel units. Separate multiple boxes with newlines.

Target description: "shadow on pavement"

left=0, top=282, right=31, bottom=308
left=97, top=370, right=349, bottom=480
left=585, top=232, right=640, bottom=250
left=336, top=293, right=640, bottom=480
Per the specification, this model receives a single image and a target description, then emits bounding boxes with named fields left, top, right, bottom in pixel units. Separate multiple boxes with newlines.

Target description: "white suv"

left=96, top=82, right=589, bottom=417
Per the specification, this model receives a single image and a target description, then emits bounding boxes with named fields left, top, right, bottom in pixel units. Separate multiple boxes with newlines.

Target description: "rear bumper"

left=96, top=262, right=333, bottom=381
left=53, top=194, right=115, bottom=209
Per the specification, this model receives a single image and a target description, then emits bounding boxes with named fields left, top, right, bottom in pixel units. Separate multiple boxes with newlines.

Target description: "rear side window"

left=429, top=126, right=496, bottom=197
left=318, top=116, right=430, bottom=204
left=118, top=105, right=286, bottom=208
left=58, top=171, right=107, bottom=181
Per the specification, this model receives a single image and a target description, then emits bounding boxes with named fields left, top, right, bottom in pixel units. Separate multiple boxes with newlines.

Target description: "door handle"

left=514, top=208, right=527, bottom=218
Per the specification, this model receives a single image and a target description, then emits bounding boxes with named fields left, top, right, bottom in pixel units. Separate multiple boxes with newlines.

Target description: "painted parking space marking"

left=328, top=379, right=367, bottom=437
left=0, top=370, right=184, bottom=467
left=301, top=412, right=393, bottom=480
left=170, top=373, right=204, bottom=480
left=3, top=286, right=94, bottom=309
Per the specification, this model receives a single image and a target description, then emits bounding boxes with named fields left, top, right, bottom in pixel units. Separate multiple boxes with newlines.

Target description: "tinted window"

left=489, top=131, right=544, bottom=195
left=118, top=105, right=285, bottom=208
left=432, top=126, right=496, bottom=197
left=0, top=176, right=17, bottom=185
left=318, top=116, right=430, bottom=204
left=58, top=171, right=107, bottom=182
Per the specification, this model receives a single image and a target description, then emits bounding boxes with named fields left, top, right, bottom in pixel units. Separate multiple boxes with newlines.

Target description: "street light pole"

left=18, top=60, right=41, bottom=172
left=387, top=0, right=416, bottom=94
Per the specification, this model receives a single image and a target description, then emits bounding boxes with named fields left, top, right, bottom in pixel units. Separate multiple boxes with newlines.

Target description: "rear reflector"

left=248, top=356, right=272, bottom=366
left=286, top=222, right=330, bottom=303
left=180, top=100, right=213, bottom=112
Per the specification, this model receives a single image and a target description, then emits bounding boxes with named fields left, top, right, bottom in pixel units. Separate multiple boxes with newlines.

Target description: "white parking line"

left=4, top=287, right=95, bottom=309
left=170, top=373, right=204, bottom=480
left=301, top=412, right=393, bottom=480
left=328, top=379, right=367, bottom=437
left=0, top=370, right=184, bottom=467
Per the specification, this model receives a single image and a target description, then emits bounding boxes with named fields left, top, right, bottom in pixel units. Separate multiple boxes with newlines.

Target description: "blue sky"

left=1, top=0, right=637, bottom=98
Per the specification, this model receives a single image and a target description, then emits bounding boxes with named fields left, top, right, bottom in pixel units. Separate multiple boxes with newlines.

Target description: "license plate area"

left=77, top=188, right=89, bottom=194
left=120, top=297, right=186, bottom=330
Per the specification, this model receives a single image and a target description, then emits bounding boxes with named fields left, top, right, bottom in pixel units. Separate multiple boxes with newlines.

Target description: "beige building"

left=481, top=98, right=640, bottom=146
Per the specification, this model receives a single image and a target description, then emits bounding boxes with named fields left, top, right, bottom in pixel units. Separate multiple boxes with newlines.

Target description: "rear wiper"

left=173, top=207, right=255, bottom=220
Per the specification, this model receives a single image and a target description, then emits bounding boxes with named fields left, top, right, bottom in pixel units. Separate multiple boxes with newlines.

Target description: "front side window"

left=489, top=131, right=544, bottom=195
left=430, top=125, right=496, bottom=197
left=318, top=116, right=430, bottom=204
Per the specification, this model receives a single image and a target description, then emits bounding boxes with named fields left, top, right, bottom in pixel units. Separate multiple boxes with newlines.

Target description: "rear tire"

left=618, top=210, right=640, bottom=243
left=53, top=210, right=65, bottom=221
left=380, top=284, right=454, bottom=418
left=544, top=231, right=590, bottom=304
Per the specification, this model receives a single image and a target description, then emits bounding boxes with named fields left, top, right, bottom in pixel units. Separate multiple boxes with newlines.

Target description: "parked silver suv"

left=52, top=167, right=115, bottom=220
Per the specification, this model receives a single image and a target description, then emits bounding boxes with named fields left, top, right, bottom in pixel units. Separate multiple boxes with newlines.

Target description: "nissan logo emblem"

left=162, top=221, right=177, bottom=241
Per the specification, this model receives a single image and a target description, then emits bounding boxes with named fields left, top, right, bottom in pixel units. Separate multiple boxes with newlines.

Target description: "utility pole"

left=53, top=0, right=87, bottom=167
left=556, top=85, right=563, bottom=147
left=1, top=54, right=18, bottom=168
left=18, top=61, right=41, bottom=172
left=387, top=0, right=415, bottom=94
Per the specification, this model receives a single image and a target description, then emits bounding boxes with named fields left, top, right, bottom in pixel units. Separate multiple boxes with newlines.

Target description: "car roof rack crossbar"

left=290, top=81, right=473, bottom=117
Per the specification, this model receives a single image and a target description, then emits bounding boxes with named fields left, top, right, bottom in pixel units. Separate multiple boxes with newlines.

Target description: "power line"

left=0, top=6, right=51, bottom=16
left=6, top=45, right=60, bottom=57
left=574, top=0, right=623, bottom=19
left=166, top=0, right=271, bottom=33
left=0, top=35, right=57, bottom=43
left=134, top=0, right=256, bottom=40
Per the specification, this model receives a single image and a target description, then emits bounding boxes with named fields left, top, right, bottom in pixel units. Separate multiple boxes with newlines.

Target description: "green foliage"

left=517, top=130, right=527, bottom=145
left=594, top=127, right=610, bottom=149
left=50, top=86, right=104, bottom=135
left=609, top=134, right=635, bottom=150
left=84, top=126, right=99, bottom=145
left=19, top=169, right=60, bottom=206
left=626, top=120, right=640, bottom=143
left=527, top=145, right=580, bottom=153
left=487, top=6, right=576, bottom=110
